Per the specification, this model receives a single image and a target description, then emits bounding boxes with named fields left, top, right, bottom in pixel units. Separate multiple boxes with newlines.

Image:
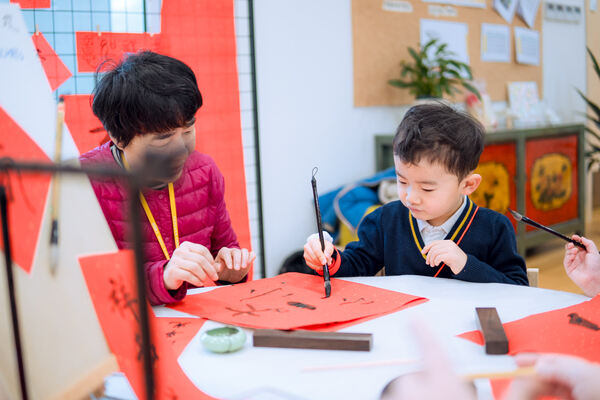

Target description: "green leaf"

left=400, top=65, right=418, bottom=77
left=444, top=69, right=462, bottom=79
left=435, top=43, right=448, bottom=55
left=585, top=126, right=600, bottom=143
left=408, top=47, right=423, bottom=66
left=587, top=158, right=597, bottom=171
left=388, top=79, right=415, bottom=88
left=588, top=48, right=600, bottom=80
left=587, top=143, right=600, bottom=153
left=422, top=38, right=437, bottom=53
left=462, top=81, right=482, bottom=101
left=576, top=88, right=600, bottom=119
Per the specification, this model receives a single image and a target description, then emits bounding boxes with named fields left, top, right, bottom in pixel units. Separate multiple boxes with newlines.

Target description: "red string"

left=433, top=206, right=480, bottom=278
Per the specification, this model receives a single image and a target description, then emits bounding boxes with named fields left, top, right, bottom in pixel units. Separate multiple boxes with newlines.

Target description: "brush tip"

left=324, top=281, right=331, bottom=297
left=508, top=209, right=522, bottom=221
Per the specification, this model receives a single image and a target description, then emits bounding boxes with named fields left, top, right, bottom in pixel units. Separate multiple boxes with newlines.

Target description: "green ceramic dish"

left=201, top=326, right=246, bottom=353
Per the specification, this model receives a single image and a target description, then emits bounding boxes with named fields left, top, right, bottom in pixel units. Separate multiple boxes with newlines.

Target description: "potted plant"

left=576, top=48, right=600, bottom=212
left=577, top=47, right=600, bottom=171
left=388, top=38, right=481, bottom=101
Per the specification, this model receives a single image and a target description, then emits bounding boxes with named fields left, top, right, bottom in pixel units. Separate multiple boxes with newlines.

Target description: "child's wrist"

left=450, top=253, right=468, bottom=274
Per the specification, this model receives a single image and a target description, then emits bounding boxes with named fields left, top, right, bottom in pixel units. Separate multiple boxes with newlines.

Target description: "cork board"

left=352, top=0, right=543, bottom=106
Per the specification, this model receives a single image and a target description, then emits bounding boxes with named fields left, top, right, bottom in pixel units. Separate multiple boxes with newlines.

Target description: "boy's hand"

left=163, top=241, right=220, bottom=290
left=215, top=247, right=255, bottom=283
left=421, top=240, right=467, bottom=274
left=563, top=235, right=600, bottom=297
left=303, top=237, right=335, bottom=273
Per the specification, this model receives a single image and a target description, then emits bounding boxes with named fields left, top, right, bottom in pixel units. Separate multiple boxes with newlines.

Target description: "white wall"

left=253, top=0, right=587, bottom=277
left=542, top=0, right=587, bottom=123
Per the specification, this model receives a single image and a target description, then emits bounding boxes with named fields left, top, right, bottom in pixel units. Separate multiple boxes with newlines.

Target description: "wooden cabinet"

left=375, top=124, right=586, bottom=256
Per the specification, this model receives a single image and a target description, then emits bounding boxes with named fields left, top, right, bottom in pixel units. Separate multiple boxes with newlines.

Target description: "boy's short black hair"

left=392, top=102, right=485, bottom=180
left=92, top=51, right=203, bottom=147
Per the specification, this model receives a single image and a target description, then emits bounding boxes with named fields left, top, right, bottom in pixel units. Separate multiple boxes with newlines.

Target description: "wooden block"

left=253, top=329, right=372, bottom=351
left=476, top=307, right=509, bottom=355
left=527, top=268, right=539, bottom=288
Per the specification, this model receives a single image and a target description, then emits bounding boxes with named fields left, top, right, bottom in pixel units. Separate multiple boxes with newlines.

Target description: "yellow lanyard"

left=121, top=152, right=179, bottom=260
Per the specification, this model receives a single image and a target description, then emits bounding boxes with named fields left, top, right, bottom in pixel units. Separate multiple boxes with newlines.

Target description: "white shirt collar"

left=416, top=196, right=468, bottom=237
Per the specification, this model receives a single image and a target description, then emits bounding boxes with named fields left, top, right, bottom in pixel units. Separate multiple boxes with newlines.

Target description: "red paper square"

left=10, top=0, right=50, bottom=9
left=62, top=94, right=109, bottom=155
left=0, top=106, right=52, bottom=273
left=79, top=250, right=215, bottom=400
left=31, top=33, right=72, bottom=91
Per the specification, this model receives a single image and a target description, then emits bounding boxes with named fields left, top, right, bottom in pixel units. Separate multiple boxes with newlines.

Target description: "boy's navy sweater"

left=335, top=197, right=529, bottom=285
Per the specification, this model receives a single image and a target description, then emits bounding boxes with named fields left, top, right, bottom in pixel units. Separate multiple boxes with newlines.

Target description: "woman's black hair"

left=92, top=51, right=203, bottom=147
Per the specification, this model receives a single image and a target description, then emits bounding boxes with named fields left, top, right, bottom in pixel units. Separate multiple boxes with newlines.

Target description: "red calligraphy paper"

left=458, top=296, right=600, bottom=363
left=31, top=33, right=72, bottom=91
left=75, top=32, right=161, bottom=73
left=167, top=272, right=428, bottom=330
left=10, top=0, right=50, bottom=8
left=0, top=106, right=52, bottom=273
left=488, top=379, right=511, bottom=400
left=160, top=0, right=252, bottom=256
left=62, top=95, right=109, bottom=154
left=79, top=250, right=215, bottom=400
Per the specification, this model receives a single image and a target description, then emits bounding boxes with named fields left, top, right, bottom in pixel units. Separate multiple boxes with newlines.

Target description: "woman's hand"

left=162, top=241, right=219, bottom=290
left=215, top=247, right=255, bottom=283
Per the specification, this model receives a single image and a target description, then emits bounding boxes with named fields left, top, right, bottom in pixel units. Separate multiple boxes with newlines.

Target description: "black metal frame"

left=0, top=158, right=155, bottom=400
left=247, top=0, right=267, bottom=279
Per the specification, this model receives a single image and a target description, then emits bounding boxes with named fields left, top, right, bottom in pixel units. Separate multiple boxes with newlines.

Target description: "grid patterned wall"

left=3, top=0, right=263, bottom=277
left=233, top=0, right=263, bottom=277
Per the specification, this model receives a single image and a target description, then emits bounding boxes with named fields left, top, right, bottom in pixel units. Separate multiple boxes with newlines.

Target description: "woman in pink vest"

left=80, top=51, right=254, bottom=305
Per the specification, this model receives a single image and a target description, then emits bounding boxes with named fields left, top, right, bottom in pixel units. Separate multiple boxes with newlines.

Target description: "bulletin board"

left=352, top=0, right=543, bottom=106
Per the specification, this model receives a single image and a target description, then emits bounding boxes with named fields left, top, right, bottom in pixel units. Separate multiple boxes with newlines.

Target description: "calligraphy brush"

left=508, top=209, right=586, bottom=250
left=49, top=97, right=65, bottom=275
left=311, top=168, right=331, bottom=297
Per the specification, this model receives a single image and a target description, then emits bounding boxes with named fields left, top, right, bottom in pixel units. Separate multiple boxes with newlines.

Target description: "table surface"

left=105, top=275, right=589, bottom=400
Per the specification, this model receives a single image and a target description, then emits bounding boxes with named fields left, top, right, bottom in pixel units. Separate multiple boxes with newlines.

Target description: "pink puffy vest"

left=80, top=142, right=239, bottom=305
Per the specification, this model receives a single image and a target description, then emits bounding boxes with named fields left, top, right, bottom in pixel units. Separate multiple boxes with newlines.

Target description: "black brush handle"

left=311, top=173, right=331, bottom=297
left=521, top=215, right=587, bottom=250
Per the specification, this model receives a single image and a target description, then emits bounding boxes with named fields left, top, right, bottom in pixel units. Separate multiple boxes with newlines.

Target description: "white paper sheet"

left=517, top=0, right=541, bottom=28
left=481, top=23, right=510, bottom=63
left=494, top=0, right=519, bottom=23
left=382, top=0, right=414, bottom=13
left=428, top=5, right=458, bottom=17
left=0, top=4, right=79, bottom=161
left=507, top=81, right=541, bottom=123
left=420, top=19, right=469, bottom=65
left=514, top=26, right=540, bottom=66
left=422, top=0, right=486, bottom=9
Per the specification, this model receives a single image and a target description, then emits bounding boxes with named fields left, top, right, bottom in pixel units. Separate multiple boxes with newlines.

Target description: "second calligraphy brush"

left=508, top=209, right=586, bottom=250
left=49, top=97, right=65, bottom=275
left=311, top=168, right=331, bottom=298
